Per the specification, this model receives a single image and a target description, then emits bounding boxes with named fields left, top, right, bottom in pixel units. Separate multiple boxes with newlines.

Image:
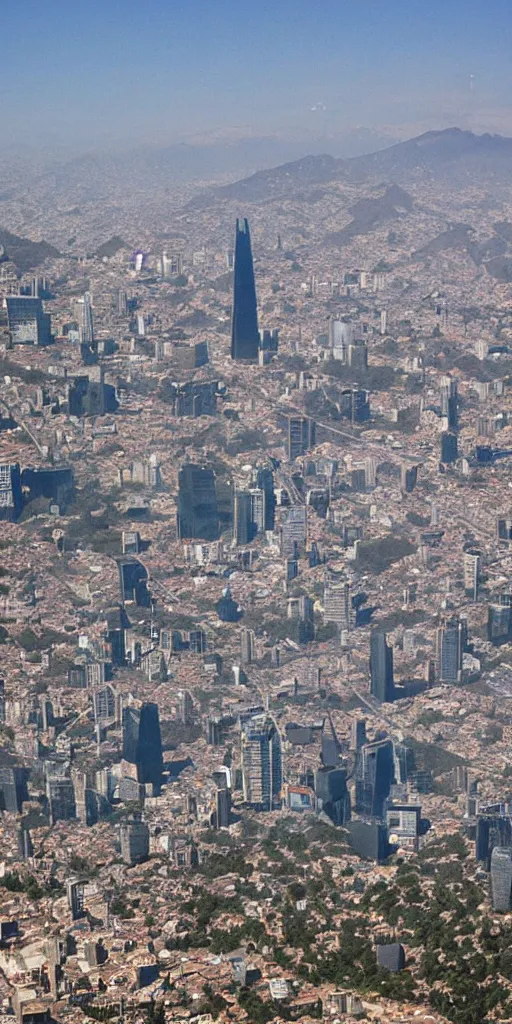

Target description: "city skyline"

left=2, top=0, right=512, bottom=1013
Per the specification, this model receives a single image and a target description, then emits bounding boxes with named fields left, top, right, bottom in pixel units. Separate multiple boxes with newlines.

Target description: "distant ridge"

left=216, top=128, right=512, bottom=202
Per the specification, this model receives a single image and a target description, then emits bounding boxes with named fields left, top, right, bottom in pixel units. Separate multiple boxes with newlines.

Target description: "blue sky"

left=2, top=0, right=512, bottom=147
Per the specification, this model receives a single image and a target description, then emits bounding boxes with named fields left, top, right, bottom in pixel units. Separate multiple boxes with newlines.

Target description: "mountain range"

left=214, top=128, right=512, bottom=202
left=3, top=127, right=512, bottom=273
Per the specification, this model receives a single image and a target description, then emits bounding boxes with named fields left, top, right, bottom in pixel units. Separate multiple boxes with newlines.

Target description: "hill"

left=325, top=184, right=414, bottom=246
left=0, top=228, right=60, bottom=273
left=95, top=236, right=128, bottom=259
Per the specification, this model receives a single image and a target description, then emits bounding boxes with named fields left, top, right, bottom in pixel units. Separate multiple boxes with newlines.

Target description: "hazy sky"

left=3, top=0, right=512, bottom=148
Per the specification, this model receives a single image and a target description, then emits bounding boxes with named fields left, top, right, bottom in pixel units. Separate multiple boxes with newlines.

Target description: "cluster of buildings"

left=2, top=154, right=512, bottom=1023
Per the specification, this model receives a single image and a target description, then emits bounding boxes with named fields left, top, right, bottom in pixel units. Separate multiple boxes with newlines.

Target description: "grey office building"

left=6, top=296, right=51, bottom=346
left=491, top=846, right=512, bottom=912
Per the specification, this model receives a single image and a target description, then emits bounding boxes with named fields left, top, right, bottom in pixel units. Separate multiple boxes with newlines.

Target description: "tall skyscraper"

left=370, top=631, right=395, bottom=702
left=46, top=776, right=76, bottom=824
left=177, top=464, right=219, bottom=541
left=340, top=388, right=370, bottom=423
left=287, top=416, right=316, bottom=461
left=328, top=319, right=354, bottom=362
left=116, top=289, right=128, bottom=314
left=497, top=517, right=512, bottom=544
left=93, top=685, right=118, bottom=725
left=233, top=490, right=254, bottom=545
left=233, top=487, right=266, bottom=544
left=350, top=718, right=367, bottom=752
left=177, top=690, right=194, bottom=726
left=401, top=464, right=418, bottom=494
left=256, top=467, right=275, bottom=529
left=315, top=766, right=351, bottom=825
left=440, top=376, right=458, bottom=431
left=280, top=505, right=307, bottom=556
left=162, top=251, right=183, bottom=278
left=215, top=786, right=232, bottom=829
left=436, top=616, right=466, bottom=684
left=324, top=576, right=354, bottom=631
left=241, top=715, right=282, bottom=811
left=122, top=702, right=163, bottom=788
left=356, top=738, right=395, bottom=819
left=0, top=767, right=28, bottom=813
left=80, top=292, right=95, bottom=347
left=240, top=627, right=256, bottom=665
left=476, top=809, right=512, bottom=865
left=231, top=218, right=259, bottom=361
left=463, top=550, right=480, bottom=601
left=297, top=595, right=315, bottom=644
left=441, top=432, right=458, bottom=464
left=491, top=847, right=512, bottom=912
left=488, top=602, right=512, bottom=645
left=105, top=606, right=130, bottom=666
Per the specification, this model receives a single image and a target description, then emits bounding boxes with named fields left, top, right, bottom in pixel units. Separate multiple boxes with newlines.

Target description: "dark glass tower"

left=256, top=467, right=275, bottom=529
left=177, top=464, right=219, bottom=541
left=356, top=738, right=395, bottom=818
left=436, top=616, right=466, bottom=683
left=122, top=701, right=163, bottom=788
left=370, top=631, right=395, bottom=703
left=231, top=218, right=259, bottom=361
